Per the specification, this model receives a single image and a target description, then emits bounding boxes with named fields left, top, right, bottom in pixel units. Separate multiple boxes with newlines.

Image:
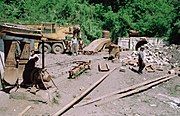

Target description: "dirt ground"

left=0, top=51, right=180, bottom=116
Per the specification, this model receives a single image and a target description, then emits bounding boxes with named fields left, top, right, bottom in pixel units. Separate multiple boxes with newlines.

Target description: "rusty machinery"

left=0, top=23, right=56, bottom=91
left=108, top=43, right=121, bottom=60
left=29, top=68, right=56, bottom=92
left=69, top=60, right=91, bottom=79
left=83, top=38, right=111, bottom=55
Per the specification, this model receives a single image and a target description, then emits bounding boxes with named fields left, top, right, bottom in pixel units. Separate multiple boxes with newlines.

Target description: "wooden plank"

left=18, top=105, right=31, bottom=116
left=52, top=67, right=116, bottom=116
left=98, top=63, right=109, bottom=72
left=75, top=74, right=173, bottom=107
left=74, top=74, right=173, bottom=107
left=96, top=74, right=177, bottom=107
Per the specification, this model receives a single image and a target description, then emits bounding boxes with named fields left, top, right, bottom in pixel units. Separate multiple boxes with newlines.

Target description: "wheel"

left=39, top=43, right=51, bottom=54
left=30, top=68, right=42, bottom=84
left=52, top=43, right=64, bottom=54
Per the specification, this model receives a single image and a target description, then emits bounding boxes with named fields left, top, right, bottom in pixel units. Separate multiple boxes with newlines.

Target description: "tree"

left=0, top=0, right=179, bottom=44
left=169, top=0, right=180, bottom=44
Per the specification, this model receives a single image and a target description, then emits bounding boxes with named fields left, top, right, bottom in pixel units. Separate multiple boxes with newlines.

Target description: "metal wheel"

left=52, top=43, right=64, bottom=54
left=39, top=43, right=51, bottom=54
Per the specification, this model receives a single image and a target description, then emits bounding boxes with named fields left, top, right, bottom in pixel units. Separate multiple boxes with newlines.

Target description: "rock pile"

left=145, top=43, right=180, bottom=66
left=163, top=44, right=180, bottom=66
left=122, top=43, right=180, bottom=69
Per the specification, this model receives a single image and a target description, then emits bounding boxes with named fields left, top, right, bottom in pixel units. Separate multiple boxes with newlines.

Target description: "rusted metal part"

left=0, top=23, right=39, bottom=33
left=83, top=38, right=111, bottom=55
left=3, top=41, right=18, bottom=85
left=128, top=30, right=139, bottom=37
left=17, top=43, right=30, bottom=80
left=0, top=23, right=44, bottom=87
left=18, top=68, right=57, bottom=94
left=2, top=30, right=42, bottom=40
left=30, top=68, right=52, bottom=90
left=0, top=23, right=42, bottom=40
left=102, top=30, right=110, bottom=39
left=69, top=60, right=91, bottom=78
left=108, top=44, right=120, bottom=60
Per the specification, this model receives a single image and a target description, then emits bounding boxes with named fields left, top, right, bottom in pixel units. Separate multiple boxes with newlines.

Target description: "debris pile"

left=69, top=60, right=91, bottom=79
left=145, top=43, right=180, bottom=66
left=163, top=44, right=180, bottom=66
left=108, top=44, right=120, bottom=60
left=144, top=43, right=170, bottom=66
left=122, top=43, right=180, bottom=71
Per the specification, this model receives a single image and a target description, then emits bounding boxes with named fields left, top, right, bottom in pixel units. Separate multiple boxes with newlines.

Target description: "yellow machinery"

left=24, top=22, right=80, bottom=54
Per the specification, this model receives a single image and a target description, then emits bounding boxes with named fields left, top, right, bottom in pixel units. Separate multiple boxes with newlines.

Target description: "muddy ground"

left=0, top=51, right=180, bottom=116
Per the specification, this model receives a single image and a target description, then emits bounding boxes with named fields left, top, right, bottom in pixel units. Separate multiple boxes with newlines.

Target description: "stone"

left=9, top=87, right=59, bottom=103
left=156, top=66, right=164, bottom=71
left=168, top=69, right=176, bottom=74
left=119, top=67, right=126, bottom=72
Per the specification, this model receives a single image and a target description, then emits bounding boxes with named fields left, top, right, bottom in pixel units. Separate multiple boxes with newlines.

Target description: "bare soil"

left=0, top=51, right=180, bottom=116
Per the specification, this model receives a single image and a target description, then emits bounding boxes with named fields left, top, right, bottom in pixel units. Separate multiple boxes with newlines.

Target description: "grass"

left=168, top=84, right=180, bottom=96
left=52, top=91, right=61, bottom=105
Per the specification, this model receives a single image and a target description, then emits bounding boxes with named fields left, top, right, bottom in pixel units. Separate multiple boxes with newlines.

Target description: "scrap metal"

left=69, top=60, right=91, bottom=78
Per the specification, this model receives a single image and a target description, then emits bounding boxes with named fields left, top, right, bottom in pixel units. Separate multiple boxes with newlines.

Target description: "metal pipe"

left=42, top=40, right=45, bottom=69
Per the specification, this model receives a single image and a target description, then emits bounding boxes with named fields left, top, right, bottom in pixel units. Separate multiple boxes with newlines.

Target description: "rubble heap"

left=122, top=43, right=180, bottom=68
left=163, top=44, right=180, bottom=66
left=144, top=43, right=169, bottom=66
left=145, top=43, right=180, bottom=66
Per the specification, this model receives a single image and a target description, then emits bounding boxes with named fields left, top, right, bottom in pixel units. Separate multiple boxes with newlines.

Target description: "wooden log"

left=96, top=74, right=177, bottom=107
left=156, top=68, right=163, bottom=71
left=52, top=67, right=116, bottom=116
left=145, top=64, right=155, bottom=72
left=18, top=105, right=31, bottom=116
left=74, top=74, right=173, bottom=107
left=69, top=61, right=91, bottom=78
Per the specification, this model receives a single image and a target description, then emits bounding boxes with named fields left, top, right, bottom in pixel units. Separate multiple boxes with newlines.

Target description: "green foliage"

left=102, top=11, right=129, bottom=43
left=0, top=0, right=179, bottom=44
left=118, top=0, right=175, bottom=37
left=168, top=0, right=180, bottom=44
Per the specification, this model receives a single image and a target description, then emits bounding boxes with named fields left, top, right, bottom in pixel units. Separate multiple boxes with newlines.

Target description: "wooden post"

left=52, top=67, right=116, bottom=116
